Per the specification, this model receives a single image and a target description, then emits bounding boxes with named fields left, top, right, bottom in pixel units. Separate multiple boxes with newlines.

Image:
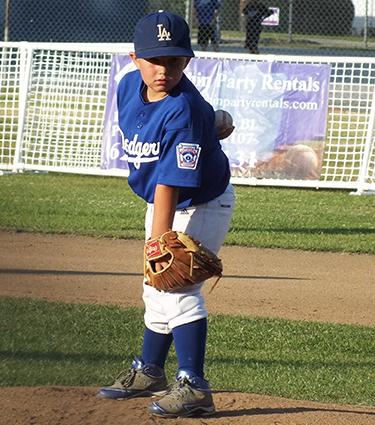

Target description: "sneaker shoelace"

left=115, top=368, right=136, bottom=387
left=166, top=377, right=194, bottom=401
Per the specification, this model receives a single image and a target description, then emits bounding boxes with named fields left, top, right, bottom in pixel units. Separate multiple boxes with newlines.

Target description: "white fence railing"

left=0, top=42, right=374, bottom=194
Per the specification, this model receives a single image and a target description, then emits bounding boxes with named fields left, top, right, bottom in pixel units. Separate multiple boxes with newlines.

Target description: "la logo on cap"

left=134, top=11, right=194, bottom=58
left=157, top=24, right=171, bottom=41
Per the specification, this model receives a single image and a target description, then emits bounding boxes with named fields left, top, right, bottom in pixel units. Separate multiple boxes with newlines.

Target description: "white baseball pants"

left=142, top=184, right=235, bottom=334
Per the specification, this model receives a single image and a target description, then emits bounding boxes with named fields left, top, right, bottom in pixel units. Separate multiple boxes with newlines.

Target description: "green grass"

left=0, top=172, right=374, bottom=253
left=1, top=297, right=374, bottom=405
left=0, top=172, right=374, bottom=406
left=0, top=172, right=146, bottom=239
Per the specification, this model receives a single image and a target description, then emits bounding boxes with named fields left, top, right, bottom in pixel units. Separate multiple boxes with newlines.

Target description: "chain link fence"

left=0, top=0, right=374, bottom=56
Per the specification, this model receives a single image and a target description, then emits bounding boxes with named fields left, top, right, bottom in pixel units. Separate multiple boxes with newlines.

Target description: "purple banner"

left=102, top=56, right=331, bottom=180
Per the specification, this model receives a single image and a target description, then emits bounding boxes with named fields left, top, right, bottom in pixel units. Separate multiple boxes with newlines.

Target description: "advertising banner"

left=102, top=56, right=331, bottom=180
left=262, top=7, right=280, bottom=26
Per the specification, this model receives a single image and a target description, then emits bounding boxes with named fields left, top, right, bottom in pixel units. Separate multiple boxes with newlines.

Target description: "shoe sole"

left=150, top=406, right=215, bottom=418
left=97, top=388, right=168, bottom=400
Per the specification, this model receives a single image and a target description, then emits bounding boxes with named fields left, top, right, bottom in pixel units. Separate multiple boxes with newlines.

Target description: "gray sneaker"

left=98, top=357, right=168, bottom=400
left=149, top=370, right=215, bottom=418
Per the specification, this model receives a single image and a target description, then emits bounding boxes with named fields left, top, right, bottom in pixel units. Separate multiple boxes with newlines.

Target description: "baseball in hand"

left=215, top=109, right=234, bottom=139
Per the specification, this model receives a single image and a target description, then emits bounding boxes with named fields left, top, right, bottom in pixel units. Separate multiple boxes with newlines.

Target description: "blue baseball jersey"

left=117, top=69, right=230, bottom=209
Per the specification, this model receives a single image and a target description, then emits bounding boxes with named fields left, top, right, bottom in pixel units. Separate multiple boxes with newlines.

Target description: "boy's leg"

left=98, top=208, right=175, bottom=401
left=142, top=327, right=173, bottom=368
left=172, top=318, right=207, bottom=377
left=149, top=319, right=215, bottom=418
left=149, top=185, right=235, bottom=417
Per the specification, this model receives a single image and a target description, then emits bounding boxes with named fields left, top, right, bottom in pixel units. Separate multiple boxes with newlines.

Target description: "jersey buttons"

left=137, top=111, right=145, bottom=128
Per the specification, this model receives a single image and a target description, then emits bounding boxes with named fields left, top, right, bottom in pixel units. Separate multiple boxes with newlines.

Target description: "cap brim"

left=136, top=46, right=195, bottom=59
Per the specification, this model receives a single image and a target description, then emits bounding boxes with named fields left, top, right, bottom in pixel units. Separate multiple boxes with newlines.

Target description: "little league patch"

left=176, top=143, right=201, bottom=170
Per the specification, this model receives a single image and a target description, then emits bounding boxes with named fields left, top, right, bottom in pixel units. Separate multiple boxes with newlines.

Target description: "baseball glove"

left=144, top=230, right=223, bottom=293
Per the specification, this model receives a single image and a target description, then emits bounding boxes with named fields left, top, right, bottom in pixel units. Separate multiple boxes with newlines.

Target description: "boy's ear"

left=129, top=52, right=140, bottom=68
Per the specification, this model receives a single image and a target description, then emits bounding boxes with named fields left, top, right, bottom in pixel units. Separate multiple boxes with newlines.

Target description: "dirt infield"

left=1, top=230, right=374, bottom=425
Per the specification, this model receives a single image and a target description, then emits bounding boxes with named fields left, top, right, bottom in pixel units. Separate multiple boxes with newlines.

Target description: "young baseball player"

left=98, top=10, right=235, bottom=418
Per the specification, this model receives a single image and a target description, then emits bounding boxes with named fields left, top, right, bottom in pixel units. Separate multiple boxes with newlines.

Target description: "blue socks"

left=141, top=327, right=173, bottom=369
left=173, top=318, right=207, bottom=378
left=141, top=318, right=207, bottom=378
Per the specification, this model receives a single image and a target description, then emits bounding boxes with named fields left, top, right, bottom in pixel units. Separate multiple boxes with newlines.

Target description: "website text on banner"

left=102, top=56, right=331, bottom=181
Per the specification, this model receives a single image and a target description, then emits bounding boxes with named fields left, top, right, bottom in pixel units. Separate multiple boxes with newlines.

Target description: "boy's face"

left=130, top=54, right=190, bottom=102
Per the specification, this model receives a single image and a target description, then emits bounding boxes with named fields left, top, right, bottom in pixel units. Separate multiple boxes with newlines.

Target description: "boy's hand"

left=154, top=259, right=169, bottom=272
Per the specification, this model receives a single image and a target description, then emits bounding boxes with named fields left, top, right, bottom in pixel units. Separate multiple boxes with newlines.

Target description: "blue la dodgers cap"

left=134, top=10, right=195, bottom=59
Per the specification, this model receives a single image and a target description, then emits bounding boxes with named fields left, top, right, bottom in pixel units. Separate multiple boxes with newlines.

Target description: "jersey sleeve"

left=155, top=95, right=210, bottom=188
left=156, top=127, right=202, bottom=188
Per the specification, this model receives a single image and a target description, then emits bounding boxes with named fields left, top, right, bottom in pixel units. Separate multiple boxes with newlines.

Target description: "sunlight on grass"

left=1, top=297, right=374, bottom=406
left=0, top=173, right=374, bottom=253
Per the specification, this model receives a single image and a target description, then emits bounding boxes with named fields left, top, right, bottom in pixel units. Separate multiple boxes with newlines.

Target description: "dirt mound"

left=2, top=387, right=375, bottom=425
left=1, top=231, right=374, bottom=424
